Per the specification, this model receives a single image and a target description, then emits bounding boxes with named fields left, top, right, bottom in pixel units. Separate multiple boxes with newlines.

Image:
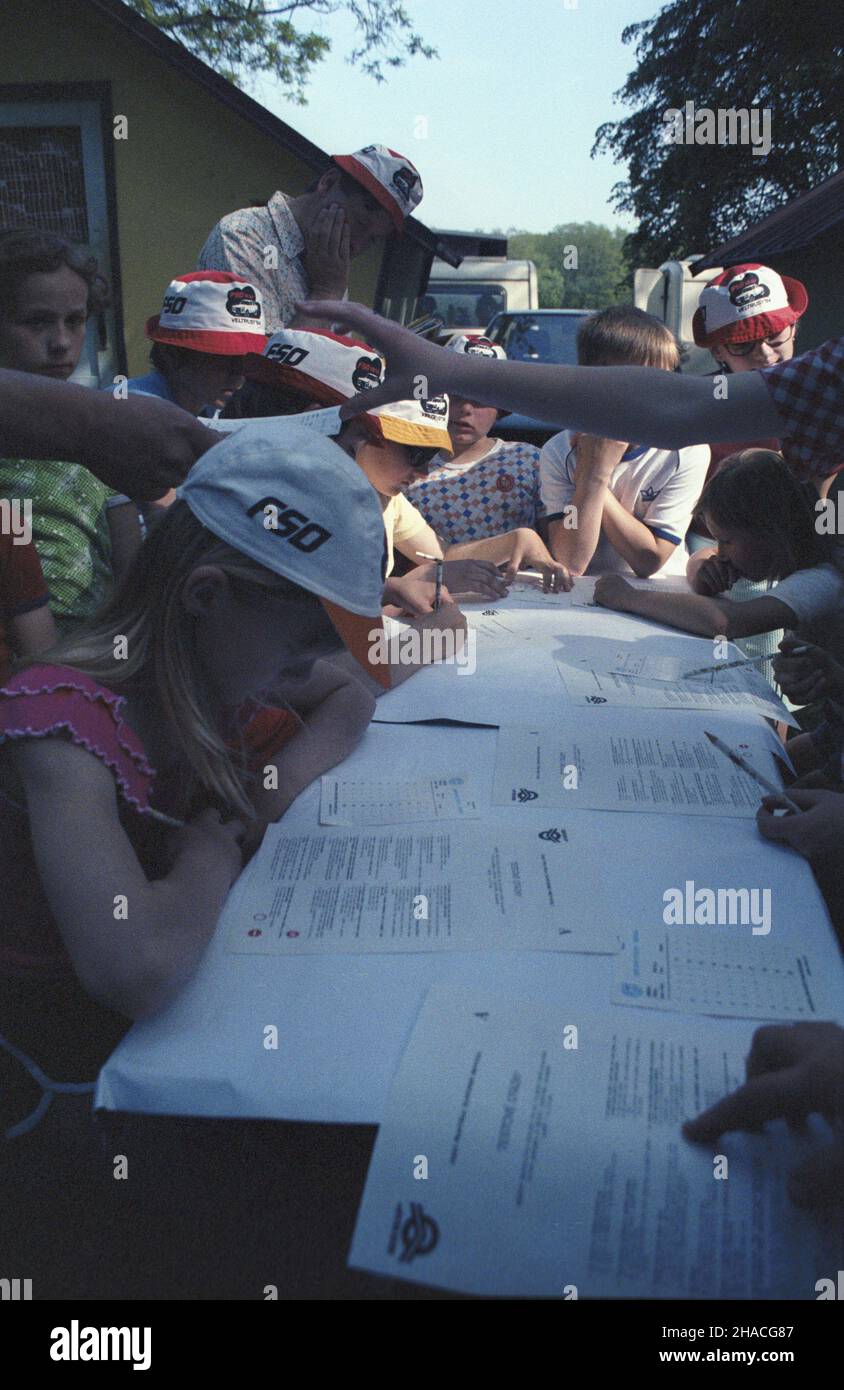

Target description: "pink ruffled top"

left=0, top=665, right=176, bottom=977
left=0, top=663, right=299, bottom=978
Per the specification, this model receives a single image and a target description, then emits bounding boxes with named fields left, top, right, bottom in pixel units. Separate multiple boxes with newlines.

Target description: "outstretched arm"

left=593, top=573, right=795, bottom=638
left=0, top=369, right=215, bottom=498
left=296, top=301, right=781, bottom=448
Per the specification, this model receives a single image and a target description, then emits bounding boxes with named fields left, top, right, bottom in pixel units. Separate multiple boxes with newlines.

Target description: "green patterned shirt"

left=0, top=458, right=113, bottom=629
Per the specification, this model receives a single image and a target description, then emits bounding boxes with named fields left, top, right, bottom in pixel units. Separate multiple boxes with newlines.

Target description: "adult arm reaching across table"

left=0, top=368, right=215, bottom=498
left=296, top=301, right=784, bottom=448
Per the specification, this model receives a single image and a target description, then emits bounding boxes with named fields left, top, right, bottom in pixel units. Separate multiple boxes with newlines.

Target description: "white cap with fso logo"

left=177, top=422, right=390, bottom=685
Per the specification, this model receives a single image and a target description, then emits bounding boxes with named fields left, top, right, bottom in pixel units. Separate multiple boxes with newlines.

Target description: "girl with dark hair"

left=593, top=450, right=842, bottom=645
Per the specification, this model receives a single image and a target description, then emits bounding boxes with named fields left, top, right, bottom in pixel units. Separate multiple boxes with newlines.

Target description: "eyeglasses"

left=721, top=325, right=794, bottom=357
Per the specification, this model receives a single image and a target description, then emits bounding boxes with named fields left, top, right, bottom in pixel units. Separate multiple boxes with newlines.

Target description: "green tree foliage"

left=126, top=1, right=436, bottom=100
left=506, top=224, right=631, bottom=308
left=592, top=0, right=844, bottom=266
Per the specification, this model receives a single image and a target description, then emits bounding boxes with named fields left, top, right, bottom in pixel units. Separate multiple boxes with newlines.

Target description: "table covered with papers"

left=96, top=583, right=844, bottom=1298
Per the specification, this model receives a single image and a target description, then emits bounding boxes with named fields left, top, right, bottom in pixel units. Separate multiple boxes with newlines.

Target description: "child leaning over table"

left=403, top=334, right=548, bottom=546
left=0, top=423, right=389, bottom=1126
left=593, top=450, right=844, bottom=660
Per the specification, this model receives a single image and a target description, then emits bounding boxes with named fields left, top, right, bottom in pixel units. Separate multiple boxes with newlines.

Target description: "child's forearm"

left=600, top=490, right=669, bottom=576
left=614, top=587, right=733, bottom=637
left=551, top=473, right=608, bottom=574
left=330, top=605, right=468, bottom=690
left=251, top=680, right=375, bottom=821
left=446, top=529, right=553, bottom=569
left=445, top=534, right=512, bottom=563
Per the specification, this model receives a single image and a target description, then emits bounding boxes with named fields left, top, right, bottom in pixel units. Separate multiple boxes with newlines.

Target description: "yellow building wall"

left=1, top=0, right=380, bottom=372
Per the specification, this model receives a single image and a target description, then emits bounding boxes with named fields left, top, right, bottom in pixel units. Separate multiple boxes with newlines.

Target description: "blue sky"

left=252, top=0, right=660, bottom=236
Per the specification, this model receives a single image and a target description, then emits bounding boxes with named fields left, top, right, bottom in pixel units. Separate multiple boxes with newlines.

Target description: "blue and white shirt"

left=540, top=432, right=710, bottom=576
left=124, top=370, right=177, bottom=402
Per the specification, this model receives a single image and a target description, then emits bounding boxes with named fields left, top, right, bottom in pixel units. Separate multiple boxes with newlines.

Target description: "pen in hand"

left=416, top=550, right=444, bottom=611
left=704, top=730, right=801, bottom=814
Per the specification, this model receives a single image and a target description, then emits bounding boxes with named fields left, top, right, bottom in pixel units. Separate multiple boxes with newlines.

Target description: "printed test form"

left=492, top=719, right=790, bottom=817
left=556, top=659, right=796, bottom=724
left=349, top=985, right=842, bottom=1297
left=319, top=772, right=481, bottom=825
left=613, top=927, right=830, bottom=1021
left=225, top=822, right=616, bottom=955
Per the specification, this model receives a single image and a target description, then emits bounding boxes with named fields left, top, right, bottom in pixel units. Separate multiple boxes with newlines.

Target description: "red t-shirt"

left=0, top=531, right=50, bottom=682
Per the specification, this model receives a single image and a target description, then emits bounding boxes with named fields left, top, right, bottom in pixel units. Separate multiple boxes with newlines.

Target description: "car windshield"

left=487, top=314, right=584, bottom=364
left=422, top=282, right=507, bottom=329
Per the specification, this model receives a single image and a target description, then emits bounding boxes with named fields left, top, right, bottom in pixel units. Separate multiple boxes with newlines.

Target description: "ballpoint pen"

left=682, top=646, right=808, bottom=680
left=704, top=730, right=801, bottom=814
left=416, top=550, right=444, bottom=610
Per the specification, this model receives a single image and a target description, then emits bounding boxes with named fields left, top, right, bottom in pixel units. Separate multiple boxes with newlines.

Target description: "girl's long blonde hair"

left=21, top=502, right=298, bottom=819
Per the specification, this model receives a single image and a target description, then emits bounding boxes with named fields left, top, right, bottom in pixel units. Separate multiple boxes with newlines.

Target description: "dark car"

left=483, top=309, right=594, bottom=447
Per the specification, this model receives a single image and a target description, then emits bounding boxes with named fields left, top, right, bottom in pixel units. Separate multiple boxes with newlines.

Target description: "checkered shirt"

left=761, top=337, right=844, bottom=481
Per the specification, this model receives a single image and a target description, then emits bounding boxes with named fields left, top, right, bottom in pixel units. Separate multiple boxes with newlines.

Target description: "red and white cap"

left=331, top=145, right=423, bottom=232
left=245, top=328, right=451, bottom=453
left=145, top=271, right=268, bottom=355
left=447, top=334, right=506, bottom=360
left=692, top=263, right=808, bottom=349
left=246, top=327, right=384, bottom=404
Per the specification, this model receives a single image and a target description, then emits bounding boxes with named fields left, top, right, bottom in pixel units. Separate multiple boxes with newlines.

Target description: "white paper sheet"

left=202, top=406, right=344, bottom=437
left=319, top=772, right=481, bottom=825
left=373, top=641, right=566, bottom=726
left=225, top=822, right=616, bottom=955
left=349, top=984, right=842, bottom=1297
left=553, top=635, right=779, bottom=691
left=613, top=927, right=829, bottom=1020
left=492, top=719, right=789, bottom=817
left=556, top=660, right=797, bottom=725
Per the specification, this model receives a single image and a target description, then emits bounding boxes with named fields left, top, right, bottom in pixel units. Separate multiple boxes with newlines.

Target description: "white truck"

left=423, top=256, right=539, bottom=341
left=634, top=257, right=725, bottom=374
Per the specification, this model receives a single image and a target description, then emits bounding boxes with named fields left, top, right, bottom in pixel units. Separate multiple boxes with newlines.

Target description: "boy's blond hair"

left=577, top=305, right=680, bottom=371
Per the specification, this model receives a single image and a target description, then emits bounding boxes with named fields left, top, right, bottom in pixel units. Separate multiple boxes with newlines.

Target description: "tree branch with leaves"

left=592, top=0, right=843, bottom=266
left=127, top=0, right=436, bottom=100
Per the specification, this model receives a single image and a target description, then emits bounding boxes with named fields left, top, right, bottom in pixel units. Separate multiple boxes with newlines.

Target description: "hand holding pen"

left=772, top=637, right=844, bottom=706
